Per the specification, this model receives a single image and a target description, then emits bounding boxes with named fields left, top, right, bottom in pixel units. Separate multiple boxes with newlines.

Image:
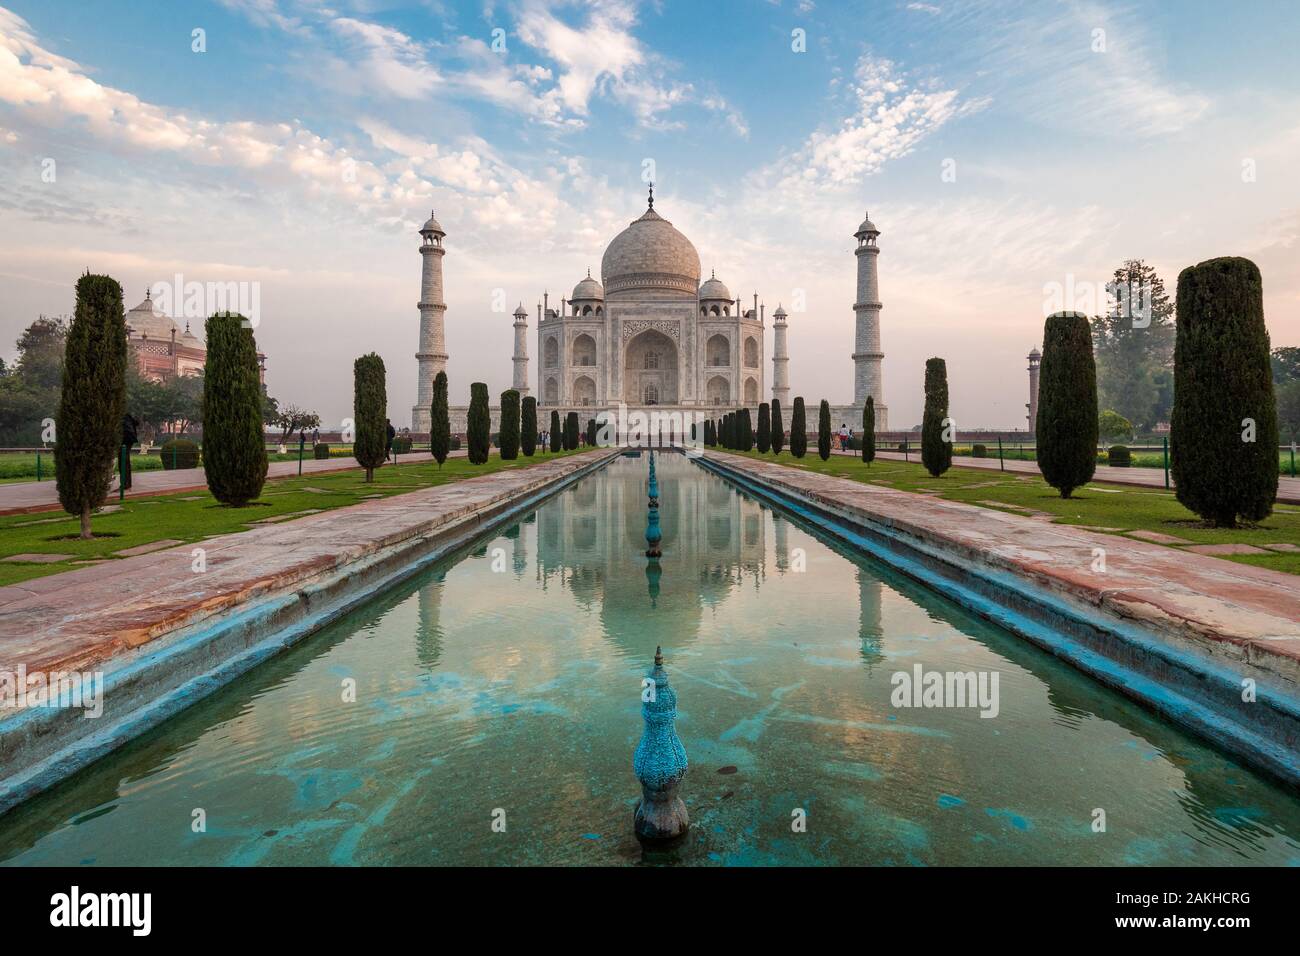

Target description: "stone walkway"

left=827, top=448, right=1300, bottom=504
left=711, top=451, right=1300, bottom=682
left=0, top=449, right=612, bottom=683
left=0, top=450, right=468, bottom=515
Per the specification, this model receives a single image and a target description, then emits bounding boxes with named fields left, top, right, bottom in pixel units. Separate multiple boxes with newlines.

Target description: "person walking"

left=120, top=413, right=138, bottom=490
left=385, top=418, right=396, bottom=462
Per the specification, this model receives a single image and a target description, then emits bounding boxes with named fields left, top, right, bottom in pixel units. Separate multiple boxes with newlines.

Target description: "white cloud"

left=328, top=17, right=442, bottom=98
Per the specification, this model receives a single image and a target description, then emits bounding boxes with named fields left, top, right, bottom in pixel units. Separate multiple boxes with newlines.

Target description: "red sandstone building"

left=125, top=290, right=266, bottom=384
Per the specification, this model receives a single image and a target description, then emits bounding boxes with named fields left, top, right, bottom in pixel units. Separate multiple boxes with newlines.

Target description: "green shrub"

left=391, top=436, right=412, bottom=454
left=204, top=312, right=269, bottom=504
left=521, top=396, right=538, bottom=456
left=314, top=443, right=331, bottom=460
left=499, top=389, right=520, bottom=460
left=757, top=402, right=771, bottom=453
left=862, top=396, right=875, bottom=464
left=972, top=443, right=988, bottom=458
left=468, top=382, right=490, bottom=464
left=817, top=399, right=831, bottom=461
left=430, top=370, right=450, bottom=466
left=1036, top=312, right=1098, bottom=498
left=160, top=438, right=200, bottom=469
left=550, top=410, right=562, bottom=453
left=1108, top=444, right=1131, bottom=467
left=450, top=436, right=462, bottom=451
left=921, top=358, right=952, bottom=478
left=740, top=407, right=754, bottom=451
left=770, top=399, right=784, bottom=455
left=790, top=398, right=807, bottom=458
left=352, top=353, right=388, bottom=482
left=564, top=411, right=579, bottom=450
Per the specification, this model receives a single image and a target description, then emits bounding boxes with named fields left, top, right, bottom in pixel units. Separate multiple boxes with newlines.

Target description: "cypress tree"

left=863, top=396, right=876, bottom=465
left=790, top=397, right=807, bottom=458
left=725, top=412, right=735, bottom=448
left=499, top=389, right=520, bottom=460
left=921, top=358, right=952, bottom=478
left=704, top=419, right=714, bottom=447
left=740, top=408, right=754, bottom=451
left=203, top=312, right=270, bottom=503
left=56, top=273, right=128, bottom=537
left=818, top=399, right=832, bottom=461
left=1171, top=257, right=1278, bottom=526
left=521, top=395, right=538, bottom=457
left=430, top=370, right=450, bottom=466
left=352, top=352, right=387, bottom=482
left=770, top=399, right=784, bottom=455
left=1037, top=312, right=1098, bottom=498
left=467, top=382, right=490, bottom=464
left=550, top=410, right=562, bottom=452
left=757, top=402, right=771, bottom=453
left=564, top=411, right=579, bottom=450
left=586, top=418, right=597, bottom=446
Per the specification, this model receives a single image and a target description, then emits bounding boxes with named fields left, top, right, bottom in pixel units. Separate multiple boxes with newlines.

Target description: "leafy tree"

left=817, top=399, right=832, bottom=461
left=1092, top=259, right=1174, bottom=431
left=564, top=411, right=579, bottom=450
left=499, top=389, right=520, bottom=460
left=430, top=370, right=450, bottom=465
left=203, top=313, right=269, bottom=504
left=16, top=315, right=68, bottom=391
left=757, top=402, right=771, bottom=453
left=1276, top=379, right=1300, bottom=443
left=56, top=275, right=126, bottom=538
left=261, top=390, right=281, bottom=430
left=0, top=315, right=68, bottom=445
left=351, top=352, right=387, bottom=482
left=521, top=395, right=538, bottom=456
left=550, top=410, right=562, bottom=452
left=275, top=404, right=321, bottom=443
left=770, top=398, right=784, bottom=455
left=1037, top=312, right=1098, bottom=498
left=467, top=382, right=490, bottom=464
left=1270, top=346, right=1300, bottom=386
left=921, top=359, right=952, bottom=477
left=1170, top=257, right=1277, bottom=527
left=790, top=397, right=807, bottom=458
left=863, top=396, right=875, bottom=464
left=1097, top=409, right=1134, bottom=444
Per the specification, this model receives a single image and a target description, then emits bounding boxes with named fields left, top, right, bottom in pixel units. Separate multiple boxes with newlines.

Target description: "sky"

left=1, top=0, right=1298, bottom=429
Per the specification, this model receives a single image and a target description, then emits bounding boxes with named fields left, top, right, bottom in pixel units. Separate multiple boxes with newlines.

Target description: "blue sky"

left=3, top=0, right=1298, bottom=428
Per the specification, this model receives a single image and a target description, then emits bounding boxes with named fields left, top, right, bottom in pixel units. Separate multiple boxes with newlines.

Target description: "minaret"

left=771, top=304, right=790, bottom=407
left=852, top=211, right=888, bottom=429
left=411, top=210, right=448, bottom=433
left=1027, top=346, right=1042, bottom=434
left=512, top=303, right=529, bottom=396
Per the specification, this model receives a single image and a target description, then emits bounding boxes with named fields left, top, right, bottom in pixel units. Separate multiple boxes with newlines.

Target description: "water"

left=2, top=453, right=1298, bottom=865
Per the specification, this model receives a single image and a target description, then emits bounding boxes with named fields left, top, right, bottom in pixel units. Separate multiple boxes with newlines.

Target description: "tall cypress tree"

left=467, top=382, right=490, bottom=464
left=757, top=402, right=771, bottom=453
left=921, top=358, right=952, bottom=478
left=352, top=352, right=387, bottom=482
left=521, top=395, right=538, bottom=456
left=586, top=417, right=597, bottom=446
left=770, top=398, right=784, bottom=455
left=203, top=312, right=270, bottom=503
left=564, top=411, right=579, bottom=450
left=740, top=407, right=754, bottom=451
left=550, top=409, right=562, bottom=452
left=1171, top=257, right=1278, bottom=526
left=1037, top=312, right=1098, bottom=498
left=863, top=396, right=876, bottom=465
left=430, top=370, right=450, bottom=466
left=790, top=397, right=807, bottom=458
left=817, top=399, right=832, bottom=461
left=56, top=273, right=127, bottom=537
left=499, top=389, right=520, bottom=460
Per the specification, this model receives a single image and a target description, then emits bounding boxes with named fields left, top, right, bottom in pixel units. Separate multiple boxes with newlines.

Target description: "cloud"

left=327, top=17, right=442, bottom=98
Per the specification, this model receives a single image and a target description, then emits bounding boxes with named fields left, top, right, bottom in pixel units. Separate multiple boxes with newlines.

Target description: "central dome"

left=601, top=205, right=700, bottom=299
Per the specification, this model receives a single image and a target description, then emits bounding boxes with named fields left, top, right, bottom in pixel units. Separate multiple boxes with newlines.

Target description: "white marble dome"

left=699, top=272, right=731, bottom=302
left=571, top=272, right=604, bottom=301
left=601, top=206, right=700, bottom=299
left=126, top=292, right=179, bottom=339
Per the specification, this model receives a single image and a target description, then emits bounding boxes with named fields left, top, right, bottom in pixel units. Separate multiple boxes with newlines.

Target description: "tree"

left=499, top=389, right=520, bottom=460
left=817, top=399, right=832, bottom=461
left=261, top=391, right=281, bottom=431
left=521, top=395, right=538, bottom=456
left=352, top=352, right=387, bottom=482
left=586, top=417, right=597, bottom=446
left=757, top=402, right=771, bottom=453
left=430, top=370, right=450, bottom=466
left=770, top=399, right=784, bottom=455
left=1271, top=346, right=1300, bottom=386
left=0, top=315, right=68, bottom=446
left=1170, top=257, right=1278, bottom=527
left=921, top=359, right=952, bottom=478
left=1098, top=409, right=1134, bottom=444
left=203, top=313, right=269, bottom=504
left=703, top=418, right=714, bottom=447
left=1277, top=380, right=1300, bottom=444
left=790, top=398, right=807, bottom=458
left=863, top=396, right=875, bottom=465
left=550, top=410, right=562, bottom=452
left=1092, top=259, right=1174, bottom=431
left=55, top=275, right=126, bottom=538
left=1037, top=312, right=1098, bottom=498
left=275, top=404, right=320, bottom=443
left=564, top=411, right=579, bottom=450
left=467, top=382, right=490, bottom=464
left=740, top=407, right=754, bottom=451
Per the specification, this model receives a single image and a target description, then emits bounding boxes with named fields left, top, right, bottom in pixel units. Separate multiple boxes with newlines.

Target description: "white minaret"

left=411, top=210, right=448, bottom=433
left=771, top=303, right=790, bottom=407
left=1027, top=346, right=1041, bottom=434
left=852, top=211, right=888, bottom=429
left=512, top=303, right=530, bottom=396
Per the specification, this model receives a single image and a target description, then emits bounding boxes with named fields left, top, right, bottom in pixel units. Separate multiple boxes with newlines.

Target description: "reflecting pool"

left=2, top=453, right=1298, bottom=865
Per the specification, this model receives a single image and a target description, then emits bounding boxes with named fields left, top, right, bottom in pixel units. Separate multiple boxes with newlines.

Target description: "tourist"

left=311, top=426, right=320, bottom=445
left=385, top=419, right=396, bottom=461
left=120, top=413, right=138, bottom=490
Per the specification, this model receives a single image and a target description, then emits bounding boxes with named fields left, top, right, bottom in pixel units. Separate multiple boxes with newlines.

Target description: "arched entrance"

left=624, top=329, right=678, bottom=405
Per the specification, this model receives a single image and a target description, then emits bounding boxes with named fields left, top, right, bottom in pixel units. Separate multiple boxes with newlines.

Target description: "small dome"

left=1028, top=346, right=1042, bottom=358
left=571, top=270, right=604, bottom=301
left=601, top=203, right=700, bottom=299
left=127, top=290, right=179, bottom=339
left=419, top=209, right=445, bottom=235
left=854, top=210, right=879, bottom=236
left=514, top=302, right=528, bottom=317
left=698, top=271, right=731, bottom=302
left=773, top=304, right=788, bottom=318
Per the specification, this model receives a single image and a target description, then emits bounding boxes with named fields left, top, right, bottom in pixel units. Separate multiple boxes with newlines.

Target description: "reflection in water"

left=1, top=452, right=1298, bottom=867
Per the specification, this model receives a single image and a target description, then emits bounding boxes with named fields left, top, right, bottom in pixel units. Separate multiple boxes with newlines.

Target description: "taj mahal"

left=410, top=188, right=887, bottom=434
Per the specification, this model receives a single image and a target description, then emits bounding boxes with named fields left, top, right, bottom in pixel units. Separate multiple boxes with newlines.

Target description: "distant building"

left=125, top=290, right=266, bottom=384
left=1026, top=346, right=1041, bottom=435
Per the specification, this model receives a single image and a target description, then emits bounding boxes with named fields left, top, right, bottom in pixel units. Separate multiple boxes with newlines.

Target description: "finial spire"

left=647, top=181, right=654, bottom=209
left=655, top=645, right=663, bottom=666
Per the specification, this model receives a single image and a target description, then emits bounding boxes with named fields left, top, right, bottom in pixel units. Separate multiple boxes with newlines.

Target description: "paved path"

left=830, top=448, right=1300, bottom=504
left=0, top=450, right=468, bottom=515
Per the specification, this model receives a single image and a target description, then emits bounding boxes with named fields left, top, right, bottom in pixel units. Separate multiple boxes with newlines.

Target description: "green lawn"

left=0, top=447, right=366, bottom=483
left=718, top=449, right=1300, bottom=575
left=0, top=448, right=584, bottom=586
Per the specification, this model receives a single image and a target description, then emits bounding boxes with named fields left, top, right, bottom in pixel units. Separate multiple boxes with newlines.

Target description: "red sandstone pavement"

left=829, top=448, right=1300, bottom=504
left=714, top=451, right=1300, bottom=681
left=0, top=449, right=613, bottom=690
left=0, top=450, right=469, bottom=516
